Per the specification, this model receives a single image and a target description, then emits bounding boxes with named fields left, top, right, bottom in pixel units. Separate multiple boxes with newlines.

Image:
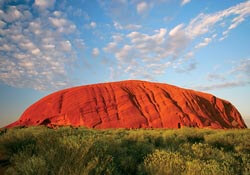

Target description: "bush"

left=0, top=127, right=249, bottom=175
left=144, top=150, right=186, bottom=175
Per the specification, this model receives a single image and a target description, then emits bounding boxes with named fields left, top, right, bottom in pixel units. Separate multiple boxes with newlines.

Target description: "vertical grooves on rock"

left=138, top=85, right=160, bottom=116
left=210, top=96, right=225, bottom=124
left=104, top=85, right=112, bottom=120
left=182, top=92, right=198, bottom=115
left=158, top=87, right=190, bottom=123
left=79, top=107, right=85, bottom=124
left=138, top=84, right=163, bottom=127
left=93, top=86, right=103, bottom=127
left=219, top=101, right=235, bottom=128
left=142, top=83, right=161, bottom=113
left=181, top=92, right=200, bottom=125
left=110, top=84, right=120, bottom=120
left=121, top=86, right=149, bottom=125
left=58, top=93, right=65, bottom=114
left=100, top=86, right=108, bottom=114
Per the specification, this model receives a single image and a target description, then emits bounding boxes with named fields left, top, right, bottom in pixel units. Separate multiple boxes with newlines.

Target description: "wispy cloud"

left=206, top=73, right=226, bottom=81
left=175, top=62, right=197, bottom=73
left=195, top=37, right=212, bottom=49
left=102, top=1, right=250, bottom=81
left=114, top=21, right=141, bottom=30
left=194, top=81, right=250, bottom=91
left=92, top=48, right=100, bottom=57
left=186, top=1, right=250, bottom=39
left=136, top=2, right=149, bottom=14
left=231, top=58, right=250, bottom=77
left=181, top=0, right=191, bottom=6
left=193, top=58, right=250, bottom=91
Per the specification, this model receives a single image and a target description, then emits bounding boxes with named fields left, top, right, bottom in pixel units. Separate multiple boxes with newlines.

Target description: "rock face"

left=7, top=80, right=247, bottom=129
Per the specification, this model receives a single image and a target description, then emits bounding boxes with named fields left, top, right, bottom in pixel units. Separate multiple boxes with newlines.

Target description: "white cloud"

left=113, top=21, right=123, bottom=30
left=166, top=1, right=250, bottom=55
left=137, top=2, right=149, bottom=14
left=49, top=17, right=67, bottom=27
left=34, top=0, right=56, bottom=9
left=31, top=48, right=41, bottom=55
left=19, top=41, right=36, bottom=50
left=147, top=62, right=172, bottom=75
left=124, top=24, right=142, bottom=30
left=90, top=21, right=96, bottom=28
left=105, top=1, right=250, bottom=81
left=195, top=37, right=212, bottom=49
left=114, top=21, right=141, bottom=30
left=115, top=45, right=133, bottom=61
left=53, top=11, right=62, bottom=17
left=84, top=21, right=97, bottom=29
left=74, top=39, right=85, bottom=49
left=0, top=44, right=13, bottom=51
left=49, top=17, right=76, bottom=33
left=92, top=48, right=100, bottom=57
left=61, top=40, right=72, bottom=52
left=108, top=28, right=177, bottom=80
left=0, top=6, right=22, bottom=23
left=112, top=34, right=123, bottom=42
left=169, top=24, right=184, bottom=37
left=0, top=20, right=6, bottom=28
left=126, top=28, right=167, bottom=58
left=186, top=1, right=250, bottom=39
left=103, top=42, right=118, bottom=53
left=103, top=34, right=123, bottom=53
left=0, top=2, right=79, bottom=91
left=185, top=51, right=194, bottom=59
left=181, top=0, right=191, bottom=6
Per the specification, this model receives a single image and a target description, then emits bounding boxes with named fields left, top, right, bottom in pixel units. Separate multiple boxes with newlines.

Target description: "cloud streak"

left=194, top=58, right=250, bottom=91
left=181, top=0, right=191, bottom=6
left=194, top=81, right=250, bottom=91
left=137, top=2, right=149, bottom=14
left=102, top=1, right=250, bottom=82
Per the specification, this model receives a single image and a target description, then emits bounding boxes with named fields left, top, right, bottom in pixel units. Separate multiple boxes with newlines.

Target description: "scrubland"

left=0, top=126, right=249, bottom=175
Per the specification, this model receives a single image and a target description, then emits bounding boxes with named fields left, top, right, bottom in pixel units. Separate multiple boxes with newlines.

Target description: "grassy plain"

left=0, top=126, right=249, bottom=175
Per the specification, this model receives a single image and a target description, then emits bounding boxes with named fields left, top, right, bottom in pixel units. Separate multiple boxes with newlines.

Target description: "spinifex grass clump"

left=0, top=126, right=249, bottom=175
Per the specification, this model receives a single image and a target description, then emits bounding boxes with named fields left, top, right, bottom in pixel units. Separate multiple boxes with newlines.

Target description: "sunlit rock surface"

left=6, top=80, right=247, bottom=129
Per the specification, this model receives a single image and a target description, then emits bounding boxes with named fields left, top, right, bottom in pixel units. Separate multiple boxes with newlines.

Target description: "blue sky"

left=0, top=0, right=250, bottom=127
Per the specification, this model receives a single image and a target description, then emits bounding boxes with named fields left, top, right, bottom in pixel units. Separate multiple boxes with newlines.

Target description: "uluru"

left=6, top=80, right=247, bottom=129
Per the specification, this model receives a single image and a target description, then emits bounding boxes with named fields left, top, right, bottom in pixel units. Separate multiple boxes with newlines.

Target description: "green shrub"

left=0, top=127, right=249, bottom=175
left=5, top=155, right=48, bottom=175
left=144, top=150, right=186, bottom=175
left=185, top=159, right=223, bottom=175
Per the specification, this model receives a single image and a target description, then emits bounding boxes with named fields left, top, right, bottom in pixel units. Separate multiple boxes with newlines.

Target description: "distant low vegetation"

left=0, top=126, right=249, bottom=175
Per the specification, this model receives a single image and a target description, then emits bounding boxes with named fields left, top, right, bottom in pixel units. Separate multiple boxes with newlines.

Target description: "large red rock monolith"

left=6, top=80, right=247, bottom=129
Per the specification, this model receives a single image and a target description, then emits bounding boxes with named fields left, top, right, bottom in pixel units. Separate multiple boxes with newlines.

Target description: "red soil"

left=6, top=80, right=247, bottom=129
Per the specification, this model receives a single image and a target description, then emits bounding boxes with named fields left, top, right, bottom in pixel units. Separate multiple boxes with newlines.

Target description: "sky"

left=0, top=0, right=250, bottom=128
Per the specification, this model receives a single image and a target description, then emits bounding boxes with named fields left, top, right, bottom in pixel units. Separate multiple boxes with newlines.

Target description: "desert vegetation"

left=0, top=126, right=249, bottom=175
